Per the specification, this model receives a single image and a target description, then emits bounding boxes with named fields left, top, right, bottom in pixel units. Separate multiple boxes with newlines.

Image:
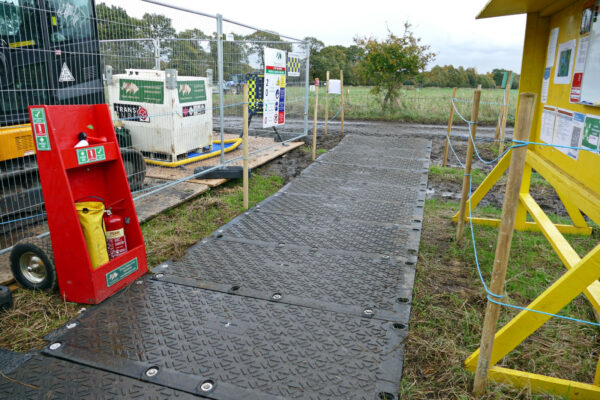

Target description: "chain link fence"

left=0, top=0, right=309, bottom=254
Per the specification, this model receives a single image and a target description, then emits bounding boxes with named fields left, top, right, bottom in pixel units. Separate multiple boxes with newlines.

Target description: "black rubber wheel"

left=10, top=239, right=57, bottom=291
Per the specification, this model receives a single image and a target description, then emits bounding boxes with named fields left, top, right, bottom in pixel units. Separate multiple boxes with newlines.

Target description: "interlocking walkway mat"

left=0, top=353, right=198, bottom=399
left=42, top=280, right=408, bottom=400
left=3, top=133, right=431, bottom=400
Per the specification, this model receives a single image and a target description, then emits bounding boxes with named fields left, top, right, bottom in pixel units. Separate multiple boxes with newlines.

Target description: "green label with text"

left=106, top=258, right=138, bottom=287
left=31, top=108, right=51, bottom=151
left=178, top=80, right=207, bottom=103
left=119, top=79, right=164, bottom=104
left=76, top=146, right=106, bottom=165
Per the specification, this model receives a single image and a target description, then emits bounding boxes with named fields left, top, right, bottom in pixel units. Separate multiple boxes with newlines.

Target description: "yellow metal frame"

left=145, top=138, right=242, bottom=167
left=457, top=2, right=600, bottom=397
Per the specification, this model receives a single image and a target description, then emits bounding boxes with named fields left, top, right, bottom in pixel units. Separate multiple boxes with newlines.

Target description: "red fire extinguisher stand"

left=30, top=104, right=147, bottom=304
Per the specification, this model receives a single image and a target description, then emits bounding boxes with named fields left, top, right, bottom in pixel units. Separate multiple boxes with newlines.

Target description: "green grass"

left=0, top=170, right=285, bottom=352
left=429, top=165, right=488, bottom=186
left=299, top=145, right=326, bottom=155
left=218, top=86, right=518, bottom=125
left=402, top=198, right=599, bottom=399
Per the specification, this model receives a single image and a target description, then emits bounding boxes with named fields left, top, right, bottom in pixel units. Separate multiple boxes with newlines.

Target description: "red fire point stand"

left=29, top=104, right=147, bottom=304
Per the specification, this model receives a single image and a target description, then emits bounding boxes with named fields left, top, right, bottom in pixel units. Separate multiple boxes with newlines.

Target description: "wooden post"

left=498, top=71, right=513, bottom=155
left=324, top=71, right=330, bottom=136
left=456, top=88, right=482, bottom=241
left=340, top=70, right=344, bottom=136
left=312, top=82, right=319, bottom=161
left=442, top=87, right=458, bottom=167
left=242, top=84, right=249, bottom=210
left=472, top=93, right=536, bottom=396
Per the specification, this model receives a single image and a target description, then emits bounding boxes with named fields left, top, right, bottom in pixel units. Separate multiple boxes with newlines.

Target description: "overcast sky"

left=102, top=0, right=527, bottom=74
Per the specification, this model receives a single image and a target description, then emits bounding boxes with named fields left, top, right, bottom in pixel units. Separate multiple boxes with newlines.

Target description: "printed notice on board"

left=263, top=47, right=286, bottom=128
left=554, top=109, right=574, bottom=157
left=570, top=36, right=591, bottom=103
left=569, top=112, right=585, bottom=160
left=546, top=27, right=559, bottom=68
left=582, top=114, right=600, bottom=153
left=541, top=68, right=551, bottom=103
left=553, top=109, right=583, bottom=160
left=540, top=106, right=557, bottom=144
left=554, top=39, right=576, bottom=85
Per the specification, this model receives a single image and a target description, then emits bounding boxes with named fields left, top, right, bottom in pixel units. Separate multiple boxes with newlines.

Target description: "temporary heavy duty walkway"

left=0, top=134, right=431, bottom=400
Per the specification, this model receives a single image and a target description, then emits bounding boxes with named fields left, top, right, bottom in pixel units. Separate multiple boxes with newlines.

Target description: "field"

left=218, top=86, right=519, bottom=126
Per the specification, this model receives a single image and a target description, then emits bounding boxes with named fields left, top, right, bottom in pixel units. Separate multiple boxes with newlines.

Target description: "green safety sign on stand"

left=76, top=146, right=106, bottom=165
left=31, top=107, right=51, bottom=151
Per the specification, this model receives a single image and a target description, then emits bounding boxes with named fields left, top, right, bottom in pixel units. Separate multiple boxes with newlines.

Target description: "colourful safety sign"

left=287, top=53, right=302, bottom=77
left=76, top=146, right=106, bottom=165
left=31, top=108, right=51, bottom=151
left=263, top=47, right=287, bottom=128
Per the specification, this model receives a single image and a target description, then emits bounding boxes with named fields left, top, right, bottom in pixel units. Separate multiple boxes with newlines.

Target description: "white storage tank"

left=106, top=68, right=212, bottom=162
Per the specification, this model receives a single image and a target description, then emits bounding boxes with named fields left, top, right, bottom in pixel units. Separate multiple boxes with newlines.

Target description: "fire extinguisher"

left=104, top=206, right=128, bottom=260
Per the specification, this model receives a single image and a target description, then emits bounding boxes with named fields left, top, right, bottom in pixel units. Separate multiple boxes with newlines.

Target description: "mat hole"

left=393, top=323, right=406, bottom=329
left=216, top=234, right=223, bottom=238
left=397, top=297, right=409, bottom=303
left=378, top=392, right=395, bottom=400
left=231, top=285, right=240, bottom=291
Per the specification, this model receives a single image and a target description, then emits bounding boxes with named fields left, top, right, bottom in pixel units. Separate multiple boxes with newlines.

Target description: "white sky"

left=103, top=0, right=527, bottom=74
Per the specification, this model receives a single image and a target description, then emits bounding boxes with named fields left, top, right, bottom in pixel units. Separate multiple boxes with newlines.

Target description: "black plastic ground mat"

left=317, top=152, right=429, bottom=170
left=301, top=162, right=429, bottom=187
left=0, top=349, right=31, bottom=375
left=282, top=176, right=428, bottom=202
left=257, top=191, right=425, bottom=225
left=154, top=237, right=415, bottom=322
left=0, top=353, right=198, bottom=399
left=44, top=280, right=407, bottom=400
left=329, top=144, right=432, bottom=159
left=339, top=136, right=430, bottom=149
left=214, top=210, right=422, bottom=258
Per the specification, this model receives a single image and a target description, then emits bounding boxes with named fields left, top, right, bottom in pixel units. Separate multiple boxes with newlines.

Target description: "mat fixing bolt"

left=363, top=309, right=373, bottom=316
left=66, top=323, right=77, bottom=329
left=200, top=381, right=214, bottom=392
left=272, top=293, right=282, bottom=300
left=145, top=367, right=158, bottom=377
left=155, top=273, right=164, bottom=278
left=49, top=343, right=61, bottom=350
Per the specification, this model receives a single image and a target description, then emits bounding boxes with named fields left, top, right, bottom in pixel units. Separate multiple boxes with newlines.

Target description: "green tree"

left=245, top=31, right=292, bottom=67
left=355, top=24, right=435, bottom=109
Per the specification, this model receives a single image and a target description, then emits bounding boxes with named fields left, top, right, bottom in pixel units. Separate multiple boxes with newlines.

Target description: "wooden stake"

left=498, top=71, right=513, bottom=155
left=324, top=71, right=329, bottom=136
left=472, top=93, right=536, bottom=396
left=312, top=82, right=319, bottom=161
left=442, top=87, right=458, bottom=167
left=456, top=88, right=482, bottom=241
left=242, top=84, right=249, bottom=210
left=340, top=70, right=344, bottom=136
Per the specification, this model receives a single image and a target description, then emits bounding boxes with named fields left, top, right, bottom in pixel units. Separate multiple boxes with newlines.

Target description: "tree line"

left=306, top=36, right=519, bottom=89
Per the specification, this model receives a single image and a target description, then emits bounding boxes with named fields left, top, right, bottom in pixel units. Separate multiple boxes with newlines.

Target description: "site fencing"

left=310, top=85, right=517, bottom=126
left=0, top=0, right=309, bottom=255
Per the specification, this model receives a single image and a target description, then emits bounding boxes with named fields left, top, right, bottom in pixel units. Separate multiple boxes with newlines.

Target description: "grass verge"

left=401, top=198, right=599, bottom=399
left=0, top=170, right=284, bottom=352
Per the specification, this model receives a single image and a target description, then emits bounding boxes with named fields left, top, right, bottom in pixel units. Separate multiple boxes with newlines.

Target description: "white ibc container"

left=106, top=69, right=212, bottom=162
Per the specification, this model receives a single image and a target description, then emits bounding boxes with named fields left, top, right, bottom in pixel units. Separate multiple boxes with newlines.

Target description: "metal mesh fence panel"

left=0, top=0, right=309, bottom=254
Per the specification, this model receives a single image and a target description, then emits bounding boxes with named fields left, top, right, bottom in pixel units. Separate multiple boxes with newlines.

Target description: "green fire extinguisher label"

left=76, top=145, right=106, bottom=165
left=106, top=258, right=138, bottom=287
left=31, top=108, right=51, bottom=151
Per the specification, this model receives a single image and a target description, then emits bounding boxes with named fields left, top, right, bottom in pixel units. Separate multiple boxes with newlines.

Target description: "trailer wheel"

left=10, top=241, right=57, bottom=291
